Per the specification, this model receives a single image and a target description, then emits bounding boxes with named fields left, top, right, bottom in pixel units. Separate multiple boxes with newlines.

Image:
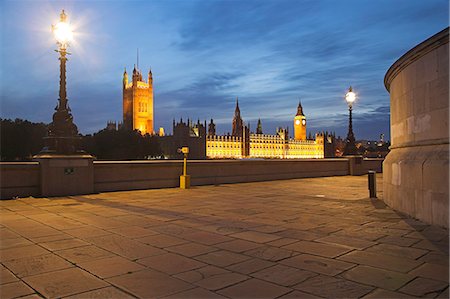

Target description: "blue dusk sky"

left=0, top=0, right=448, bottom=140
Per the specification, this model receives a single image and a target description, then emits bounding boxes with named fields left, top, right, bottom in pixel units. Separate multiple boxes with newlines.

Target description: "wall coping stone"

left=384, top=27, right=449, bottom=91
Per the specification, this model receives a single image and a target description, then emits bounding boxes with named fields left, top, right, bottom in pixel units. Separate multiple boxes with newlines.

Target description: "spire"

left=256, top=118, right=263, bottom=134
left=296, top=100, right=304, bottom=116
left=235, top=97, right=240, bottom=114
left=232, top=97, right=243, bottom=137
left=137, top=48, right=139, bottom=70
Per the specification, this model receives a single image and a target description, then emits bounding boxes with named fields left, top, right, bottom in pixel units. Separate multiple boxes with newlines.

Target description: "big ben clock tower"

left=294, top=101, right=306, bottom=140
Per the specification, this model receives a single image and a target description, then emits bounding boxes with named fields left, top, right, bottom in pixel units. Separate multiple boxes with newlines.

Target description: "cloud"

left=1, top=0, right=447, bottom=142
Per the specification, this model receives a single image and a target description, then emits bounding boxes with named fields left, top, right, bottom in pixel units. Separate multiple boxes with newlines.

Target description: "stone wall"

left=0, top=162, right=40, bottom=199
left=94, top=159, right=350, bottom=193
left=383, top=28, right=449, bottom=228
left=1, top=158, right=383, bottom=199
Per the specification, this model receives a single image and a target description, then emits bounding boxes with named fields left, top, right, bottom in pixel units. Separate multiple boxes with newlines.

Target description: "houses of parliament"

left=108, top=65, right=334, bottom=159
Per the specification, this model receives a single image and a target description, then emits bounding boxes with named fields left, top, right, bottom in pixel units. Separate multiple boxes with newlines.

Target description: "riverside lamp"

left=41, top=10, right=81, bottom=154
left=343, top=86, right=357, bottom=155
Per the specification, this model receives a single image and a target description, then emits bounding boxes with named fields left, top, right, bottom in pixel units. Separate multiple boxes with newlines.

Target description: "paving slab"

left=183, top=230, right=234, bottom=245
left=0, top=265, right=18, bottom=285
left=162, top=287, right=227, bottom=298
left=252, top=264, right=317, bottom=286
left=79, top=255, right=145, bottom=278
left=214, top=239, right=263, bottom=253
left=64, top=286, right=135, bottom=299
left=230, top=231, right=281, bottom=243
left=136, top=233, right=188, bottom=248
left=244, top=245, right=297, bottom=262
left=283, top=240, right=352, bottom=258
left=217, top=278, right=291, bottom=298
left=342, top=265, right=414, bottom=291
left=85, top=234, right=165, bottom=259
left=399, top=277, right=449, bottom=297
left=195, top=250, right=251, bottom=267
left=30, top=233, right=73, bottom=243
left=362, top=288, right=420, bottom=298
left=417, top=251, right=449, bottom=265
left=107, top=269, right=193, bottom=298
left=166, top=242, right=218, bottom=257
left=409, top=263, right=449, bottom=282
left=0, top=281, right=35, bottom=299
left=315, top=235, right=376, bottom=250
left=194, top=272, right=248, bottom=291
left=365, top=243, right=428, bottom=259
left=3, top=253, right=73, bottom=278
left=278, top=290, right=323, bottom=299
left=174, top=265, right=230, bottom=283
left=294, top=275, right=374, bottom=298
left=281, top=254, right=355, bottom=276
left=23, top=267, right=108, bottom=298
left=338, top=250, right=422, bottom=273
left=226, top=257, right=275, bottom=274
left=55, top=245, right=114, bottom=264
left=39, top=238, right=90, bottom=251
left=137, top=252, right=206, bottom=275
left=107, top=225, right=159, bottom=238
left=0, top=244, right=50, bottom=262
left=0, top=237, right=33, bottom=250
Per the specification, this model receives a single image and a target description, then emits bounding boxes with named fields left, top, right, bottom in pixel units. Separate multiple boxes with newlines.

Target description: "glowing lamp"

left=343, top=86, right=357, bottom=155
left=345, top=86, right=356, bottom=105
left=52, top=10, right=73, bottom=47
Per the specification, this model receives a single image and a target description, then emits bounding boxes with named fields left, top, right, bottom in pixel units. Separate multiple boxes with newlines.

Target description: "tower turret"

left=123, top=68, right=128, bottom=88
left=148, top=69, right=153, bottom=85
left=208, top=119, right=216, bottom=136
left=132, top=65, right=139, bottom=83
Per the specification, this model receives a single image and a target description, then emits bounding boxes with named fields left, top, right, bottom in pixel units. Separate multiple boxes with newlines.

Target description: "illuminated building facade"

left=206, top=102, right=329, bottom=159
left=122, top=66, right=154, bottom=134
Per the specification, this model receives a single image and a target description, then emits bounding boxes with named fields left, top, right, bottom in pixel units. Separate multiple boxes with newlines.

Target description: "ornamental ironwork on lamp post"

left=343, top=86, right=357, bottom=155
left=41, top=10, right=81, bottom=155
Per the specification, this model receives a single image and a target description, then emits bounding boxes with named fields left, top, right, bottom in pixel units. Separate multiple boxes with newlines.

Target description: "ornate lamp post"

left=343, top=86, right=357, bottom=155
left=41, top=10, right=80, bottom=154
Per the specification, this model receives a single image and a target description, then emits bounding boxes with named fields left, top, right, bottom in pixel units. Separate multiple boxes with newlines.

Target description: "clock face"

left=295, top=119, right=300, bottom=125
left=302, top=119, right=306, bottom=126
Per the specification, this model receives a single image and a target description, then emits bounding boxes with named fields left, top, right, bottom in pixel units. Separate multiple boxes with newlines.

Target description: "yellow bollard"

left=179, top=147, right=190, bottom=189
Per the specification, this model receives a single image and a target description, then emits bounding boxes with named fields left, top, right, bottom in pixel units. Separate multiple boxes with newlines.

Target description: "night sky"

left=1, top=0, right=448, bottom=140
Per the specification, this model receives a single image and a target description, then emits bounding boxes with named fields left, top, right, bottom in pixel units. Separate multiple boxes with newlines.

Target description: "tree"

left=82, top=129, right=162, bottom=160
left=0, top=118, right=47, bottom=161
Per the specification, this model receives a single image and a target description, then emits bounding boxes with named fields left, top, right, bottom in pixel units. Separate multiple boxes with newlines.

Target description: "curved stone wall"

left=383, top=28, right=449, bottom=228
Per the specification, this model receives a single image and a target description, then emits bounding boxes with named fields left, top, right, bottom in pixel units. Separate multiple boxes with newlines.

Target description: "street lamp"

left=41, top=9, right=80, bottom=154
left=343, top=86, right=357, bottom=155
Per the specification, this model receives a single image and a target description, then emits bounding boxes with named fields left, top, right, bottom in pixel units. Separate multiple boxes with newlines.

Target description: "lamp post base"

left=40, top=136, right=84, bottom=155
left=33, top=154, right=94, bottom=197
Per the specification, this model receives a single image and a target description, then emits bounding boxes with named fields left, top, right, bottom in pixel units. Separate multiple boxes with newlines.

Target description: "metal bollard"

left=368, top=170, right=377, bottom=198
left=178, top=147, right=190, bottom=189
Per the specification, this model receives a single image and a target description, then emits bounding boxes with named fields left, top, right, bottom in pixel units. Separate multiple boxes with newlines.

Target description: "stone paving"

left=0, top=174, right=448, bottom=298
